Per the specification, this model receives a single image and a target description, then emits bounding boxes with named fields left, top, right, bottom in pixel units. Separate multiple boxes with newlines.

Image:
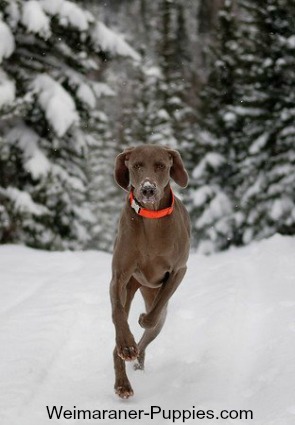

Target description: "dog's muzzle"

left=140, top=180, right=157, bottom=203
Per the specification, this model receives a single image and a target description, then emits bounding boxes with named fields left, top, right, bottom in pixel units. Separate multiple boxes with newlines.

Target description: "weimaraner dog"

left=110, top=144, right=190, bottom=398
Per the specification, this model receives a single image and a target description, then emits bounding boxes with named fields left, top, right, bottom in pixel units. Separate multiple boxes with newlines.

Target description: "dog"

left=110, top=144, right=190, bottom=398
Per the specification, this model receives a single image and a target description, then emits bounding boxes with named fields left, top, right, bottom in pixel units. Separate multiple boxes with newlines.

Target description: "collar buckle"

left=131, top=198, right=141, bottom=214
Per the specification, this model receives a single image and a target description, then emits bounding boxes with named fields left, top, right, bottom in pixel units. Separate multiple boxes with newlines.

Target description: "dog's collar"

left=129, top=189, right=175, bottom=219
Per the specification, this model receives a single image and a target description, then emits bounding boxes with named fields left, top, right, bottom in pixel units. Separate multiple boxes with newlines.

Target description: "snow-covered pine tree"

left=115, top=1, right=178, bottom=149
left=0, top=0, right=139, bottom=250
left=152, top=0, right=196, bottom=151
left=169, top=2, right=196, bottom=186
left=190, top=0, right=295, bottom=252
left=89, top=0, right=199, bottom=193
left=86, top=107, right=120, bottom=252
left=236, top=0, right=295, bottom=243
left=189, top=0, right=242, bottom=253
left=122, top=1, right=196, bottom=151
left=127, top=56, right=165, bottom=146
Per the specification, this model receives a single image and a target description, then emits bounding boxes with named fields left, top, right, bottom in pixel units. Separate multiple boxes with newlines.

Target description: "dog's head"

left=114, top=145, right=188, bottom=206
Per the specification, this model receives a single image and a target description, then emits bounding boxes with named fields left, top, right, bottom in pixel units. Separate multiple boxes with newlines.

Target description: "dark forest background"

left=0, top=0, right=294, bottom=253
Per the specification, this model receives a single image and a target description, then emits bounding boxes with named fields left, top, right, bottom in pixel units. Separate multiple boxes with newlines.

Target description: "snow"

left=76, top=83, right=96, bottom=109
left=40, top=0, right=138, bottom=61
left=196, top=192, right=233, bottom=228
left=40, top=0, right=65, bottom=16
left=5, top=1, right=20, bottom=29
left=263, top=58, right=273, bottom=68
left=231, top=105, right=264, bottom=117
left=270, top=198, right=294, bottom=221
left=91, top=22, right=140, bottom=61
left=205, top=152, right=225, bottom=168
left=243, top=174, right=264, bottom=201
left=143, top=65, right=162, bottom=79
left=192, top=153, right=225, bottom=179
left=92, top=82, right=115, bottom=98
left=21, top=0, right=51, bottom=40
left=281, top=125, right=295, bottom=138
left=3, top=187, right=49, bottom=216
left=286, top=35, right=295, bottom=48
left=223, top=111, right=236, bottom=123
left=249, top=133, right=269, bottom=154
left=157, top=108, right=170, bottom=121
left=31, top=74, right=79, bottom=137
left=0, top=70, right=15, bottom=109
left=41, top=0, right=93, bottom=31
left=0, top=234, right=294, bottom=424
left=6, top=122, right=51, bottom=179
left=25, top=150, right=51, bottom=180
left=0, top=20, right=15, bottom=63
left=59, top=1, right=93, bottom=31
left=51, top=163, right=85, bottom=192
left=192, top=185, right=213, bottom=207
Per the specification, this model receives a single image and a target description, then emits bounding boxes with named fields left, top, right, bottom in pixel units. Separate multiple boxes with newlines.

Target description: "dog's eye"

left=155, top=163, right=165, bottom=170
left=133, top=163, right=143, bottom=170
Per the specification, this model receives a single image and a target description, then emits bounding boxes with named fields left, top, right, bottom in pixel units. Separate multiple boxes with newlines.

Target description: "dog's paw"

left=138, top=313, right=155, bottom=329
left=133, top=351, right=145, bottom=371
left=116, top=338, right=138, bottom=361
left=115, top=380, right=134, bottom=399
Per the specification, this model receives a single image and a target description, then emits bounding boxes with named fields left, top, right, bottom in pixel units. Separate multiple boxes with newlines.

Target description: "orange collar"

left=129, top=189, right=175, bottom=219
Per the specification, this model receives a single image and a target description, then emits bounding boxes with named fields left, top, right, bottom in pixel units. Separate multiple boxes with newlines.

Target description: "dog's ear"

left=166, top=149, right=188, bottom=188
left=114, top=147, right=134, bottom=191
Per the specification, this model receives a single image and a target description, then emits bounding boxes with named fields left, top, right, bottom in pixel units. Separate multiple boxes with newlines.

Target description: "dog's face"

left=115, top=145, right=188, bottom=206
left=127, top=146, right=172, bottom=205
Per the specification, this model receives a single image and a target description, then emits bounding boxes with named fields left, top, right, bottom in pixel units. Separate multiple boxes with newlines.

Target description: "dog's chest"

left=133, top=254, right=172, bottom=288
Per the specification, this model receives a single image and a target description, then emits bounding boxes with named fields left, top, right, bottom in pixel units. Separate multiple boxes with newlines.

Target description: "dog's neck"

left=145, top=184, right=172, bottom=210
left=129, top=184, right=174, bottom=218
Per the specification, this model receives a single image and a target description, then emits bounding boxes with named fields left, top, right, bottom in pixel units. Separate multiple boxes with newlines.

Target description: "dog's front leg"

left=110, top=271, right=138, bottom=361
left=139, top=267, right=187, bottom=329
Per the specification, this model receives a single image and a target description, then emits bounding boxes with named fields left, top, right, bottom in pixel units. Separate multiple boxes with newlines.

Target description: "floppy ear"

left=114, top=147, right=134, bottom=191
left=167, top=149, right=188, bottom=188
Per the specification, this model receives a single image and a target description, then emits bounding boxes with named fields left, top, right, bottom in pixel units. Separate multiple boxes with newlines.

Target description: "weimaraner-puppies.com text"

left=110, top=144, right=190, bottom=398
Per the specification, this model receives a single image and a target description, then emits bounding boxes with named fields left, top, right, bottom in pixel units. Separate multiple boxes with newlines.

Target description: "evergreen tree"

left=189, top=0, right=241, bottom=253
left=129, top=57, right=165, bottom=146
left=171, top=3, right=196, bottom=180
left=120, top=0, right=195, bottom=152
left=0, top=0, right=139, bottom=250
left=189, top=0, right=295, bottom=252
left=86, top=109, right=119, bottom=251
left=117, top=1, right=177, bottom=148
left=235, top=0, right=295, bottom=244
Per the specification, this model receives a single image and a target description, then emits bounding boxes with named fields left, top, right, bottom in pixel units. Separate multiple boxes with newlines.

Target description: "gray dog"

left=110, top=144, right=190, bottom=398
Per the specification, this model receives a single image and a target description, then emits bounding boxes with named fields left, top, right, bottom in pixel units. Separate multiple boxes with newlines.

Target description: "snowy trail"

left=0, top=235, right=295, bottom=424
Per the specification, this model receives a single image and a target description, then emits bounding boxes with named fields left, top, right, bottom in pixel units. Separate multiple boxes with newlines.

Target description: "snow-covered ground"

left=0, top=235, right=294, bottom=425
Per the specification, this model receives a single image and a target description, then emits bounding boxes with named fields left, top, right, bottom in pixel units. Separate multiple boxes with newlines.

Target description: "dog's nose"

left=141, top=181, right=156, bottom=198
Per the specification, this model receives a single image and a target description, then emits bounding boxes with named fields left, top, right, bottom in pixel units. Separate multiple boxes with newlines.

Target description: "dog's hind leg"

left=134, top=287, right=167, bottom=371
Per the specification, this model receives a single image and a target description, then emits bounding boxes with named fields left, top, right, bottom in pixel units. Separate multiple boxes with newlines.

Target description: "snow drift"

left=0, top=234, right=294, bottom=424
